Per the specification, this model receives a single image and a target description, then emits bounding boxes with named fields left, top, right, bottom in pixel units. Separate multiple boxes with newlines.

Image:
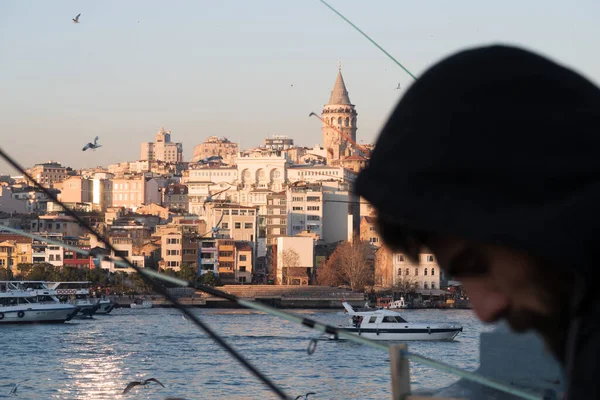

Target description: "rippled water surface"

left=0, top=308, right=491, bottom=399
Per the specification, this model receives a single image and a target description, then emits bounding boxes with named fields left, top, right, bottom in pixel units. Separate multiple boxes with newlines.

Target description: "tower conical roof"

left=328, top=66, right=352, bottom=105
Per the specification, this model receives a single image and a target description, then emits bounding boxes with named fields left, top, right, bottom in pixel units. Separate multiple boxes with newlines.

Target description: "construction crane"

left=309, top=112, right=371, bottom=158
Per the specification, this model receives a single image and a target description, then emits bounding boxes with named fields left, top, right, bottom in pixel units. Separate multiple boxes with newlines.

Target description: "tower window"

left=338, top=117, right=342, bottom=125
left=345, top=117, right=349, bottom=126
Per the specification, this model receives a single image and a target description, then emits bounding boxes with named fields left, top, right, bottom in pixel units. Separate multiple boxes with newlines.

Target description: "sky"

left=1, top=0, right=599, bottom=175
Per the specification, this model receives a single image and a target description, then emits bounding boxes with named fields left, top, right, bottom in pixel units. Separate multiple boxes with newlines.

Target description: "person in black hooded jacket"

left=355, top=44, right=599, bottom=399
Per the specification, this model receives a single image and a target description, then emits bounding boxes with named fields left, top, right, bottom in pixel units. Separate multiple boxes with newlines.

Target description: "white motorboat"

left=388, top=297, right=408, bottom=309
left=336, top=302, right=462, bottom=341
left=0, top=281, right=79, bottom=324
left=130, top=298, right=153, bottom=309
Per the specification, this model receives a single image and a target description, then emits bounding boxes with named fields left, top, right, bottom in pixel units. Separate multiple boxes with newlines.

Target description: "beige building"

left=275, top=236, right=314, bottom=285
left=321, top=64, right=358, bottom=163
left=58, top=176, right=93, bottom=204
left=28, top=161, right=68, bottom=188
left=217, top=239, right=235, bottom=282
left=108, top=177, right=161, bottom=211
left=208, top=204, right=258, bottom=242
left=0, top=234, right=32, bottom=270
left=193, top=136, right=238, bottom=165
left=234, top=242, right=253, bottom=283
left=140, top=127, right=183, bottom=163
left=160, top=228, right=183, bottom=271
left=236, top=149, right=288, bottom=191
left=360, top=216, right=381, bottom=247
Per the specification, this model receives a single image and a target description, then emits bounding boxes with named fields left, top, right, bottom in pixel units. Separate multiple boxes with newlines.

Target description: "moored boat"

left=336, top=301, right=462, bottom=341
left=0, top=281, right=79, bottom=324
left=130, top=298, right=153, bottom=309
left=95, top=298, right=116, bottom=314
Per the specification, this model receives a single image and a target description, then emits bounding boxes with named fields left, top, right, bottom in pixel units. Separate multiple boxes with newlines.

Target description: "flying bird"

left=295, top=393, right=316, bottom=400
left=8, top=379, right=29, bottom=396
left=197, top=155, right=223, bottom=165
left=203, top=188, right=229, bottom=210
left=395, top=83, right=401, bottom=90
left=82, top=136, right=102, bottom=151
left=198, top=212, right=225, bottom=239
left=73, top=14, right=81, bottom=23
left=122, top=378, right=165, bottom=394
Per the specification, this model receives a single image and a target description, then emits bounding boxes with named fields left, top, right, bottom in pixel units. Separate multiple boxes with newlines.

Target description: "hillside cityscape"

left=0, top=66, right=451, bottom=302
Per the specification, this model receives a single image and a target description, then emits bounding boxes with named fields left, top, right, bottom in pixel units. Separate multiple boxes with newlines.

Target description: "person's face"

left=426, top=235, right=571, bottom=358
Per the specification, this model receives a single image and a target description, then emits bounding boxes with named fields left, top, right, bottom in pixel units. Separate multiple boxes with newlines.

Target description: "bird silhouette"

left=8, top=379, right=29, bottom=396
left=82, top=136, right=101, bottom=151
left=295, top=393, right=316, bottom=400
left=203, top=188, right=229, bottom=210
left=72, top=13, right=81, bottom=23
left=122, top=378, right=165, bottom=394
left=395, top=83, right=401, bottom=90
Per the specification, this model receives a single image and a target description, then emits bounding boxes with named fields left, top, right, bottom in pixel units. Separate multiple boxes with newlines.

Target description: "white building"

left=287, top=165, right=349, bottom=184
left=275, top=236, right=314, bottom=284
left=392, top=253, right=442, bottom=291
left=236, top=150, right=289, bottom=191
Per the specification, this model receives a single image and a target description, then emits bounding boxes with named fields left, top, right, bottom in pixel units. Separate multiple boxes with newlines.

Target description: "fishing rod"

left=319, top=0, right=417, bottom=80
left=0, top=225, right=543, bottom=400
left=0, top=146, right=291, bottom=400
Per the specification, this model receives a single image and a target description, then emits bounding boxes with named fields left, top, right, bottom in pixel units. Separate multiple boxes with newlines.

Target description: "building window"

left=369, top=237, right=379, bottom=244
left=244, top=223, right=252, bottom=229
left=240, top=266, right=246, bottom=272
left=222, top=222, right=229, bottom=229
left=167, top=250, right=180, bottom=256
left=235, top=222, right=241, bottom=229
left=414, top=267, right=418, bottom=276
left=431, top=282, right=435, bottom=289
left=424, top=282, right=428, bottom=289
left=405, top=268, right=409, bottom=276
left=56, top=254, right=61, bottom=261
left=397, top=268, right=402, bottom=276
left=397, top=254, right=405, bottom=262
left=427, top=255, right=435, bottom=262
left=49, top=254, right=54, bottom=261
left=424, top=268, right=428, bottom=276
left=307, top=206, right=320, bottom=211
left=306, top=196, right=320, bottom=202
left=231, top=210, right=239, bottom=216
left=292, top=206, right=303, bottom=211
left=431, top=268, right=435, bottom=276
left=307, top=215, right=320, bottom=221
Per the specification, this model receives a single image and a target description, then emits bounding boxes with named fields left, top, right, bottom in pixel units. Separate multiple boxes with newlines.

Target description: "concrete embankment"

left=114, top=285, right=366, bottom=309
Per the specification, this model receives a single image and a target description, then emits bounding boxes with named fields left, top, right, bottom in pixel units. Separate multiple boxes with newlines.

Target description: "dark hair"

left=375, top=212, right=429, bottom=264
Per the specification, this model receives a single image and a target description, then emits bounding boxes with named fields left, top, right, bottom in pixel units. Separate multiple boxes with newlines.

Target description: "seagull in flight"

left=295, top=393, right=316, bottom=400
left=197, top=155, right=223, bottom=165
left=82, top=136, right=101, bottom=151
left=203, top=188, right=229, bottom=210
left=122, top=378, right=165, bottom=394
left=198, top=212, right=225, bottom=239
left=395, top=83, right=401, bottom=90
left=8, top=379, right=29, bottom=396
left=73, top=14, right=81, bottom=23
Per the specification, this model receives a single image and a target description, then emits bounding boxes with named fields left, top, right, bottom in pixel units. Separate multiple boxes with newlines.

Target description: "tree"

left=178, top=263, right=197, bottom=284
left=393, top=275, right=419, bottom=295
left=0, top=267, right=12, bottom=280
left=316, top=240, right=373, bottom=291
left=198, top=271, right=220, bottom=286
left=280, top=249, right=300, bottom=285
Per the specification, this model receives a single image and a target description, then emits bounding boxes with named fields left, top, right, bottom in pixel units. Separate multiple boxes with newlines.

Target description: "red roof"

left=344, top=154, right=367, bottom=161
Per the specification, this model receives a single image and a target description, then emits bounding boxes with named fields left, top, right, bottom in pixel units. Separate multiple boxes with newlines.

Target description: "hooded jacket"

left=355, top=45, right=600, bottom=399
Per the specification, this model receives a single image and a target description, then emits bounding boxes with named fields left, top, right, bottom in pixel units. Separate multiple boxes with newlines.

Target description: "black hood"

left=355, top=44, right=600, bottom=279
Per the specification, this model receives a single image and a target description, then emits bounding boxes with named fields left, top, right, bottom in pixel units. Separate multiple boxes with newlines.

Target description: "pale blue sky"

left=1, top=0, right=599, bottom=174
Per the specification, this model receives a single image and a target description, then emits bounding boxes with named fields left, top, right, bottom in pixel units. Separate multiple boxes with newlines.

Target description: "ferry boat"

left=46, top=282, right=101, bottom=317
left=130, top=298, right=153, bottom=309
left=337, top=302, right=462, bottom=341
left=0, top=281, right=79, bottom=324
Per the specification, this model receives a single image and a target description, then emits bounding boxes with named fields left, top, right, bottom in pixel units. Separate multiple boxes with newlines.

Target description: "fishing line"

left=0, top=146, right=291, bottom=400
left=319, top=0, right=417, bottom=80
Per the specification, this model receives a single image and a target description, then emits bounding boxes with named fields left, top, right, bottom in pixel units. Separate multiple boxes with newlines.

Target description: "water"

left=0, top=308, right=490, bottom=399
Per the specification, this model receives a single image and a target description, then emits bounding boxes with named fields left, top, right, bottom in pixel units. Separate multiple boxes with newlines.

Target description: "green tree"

left=0, top=267, right=13, bottom=280
left=178, top=263, right=197, bottom=283
left=199, top=271, right=220, bottom=286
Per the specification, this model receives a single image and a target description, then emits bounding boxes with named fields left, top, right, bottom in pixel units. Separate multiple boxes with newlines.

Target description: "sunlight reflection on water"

left=0, top=308, right=489, bottom=399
